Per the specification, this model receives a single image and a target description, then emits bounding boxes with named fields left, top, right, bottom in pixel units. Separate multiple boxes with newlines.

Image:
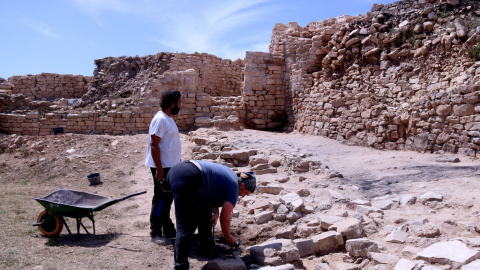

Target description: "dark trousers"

left=167, top=161, right=213, bottom=270
left=150, top=167, right=175, bottom=237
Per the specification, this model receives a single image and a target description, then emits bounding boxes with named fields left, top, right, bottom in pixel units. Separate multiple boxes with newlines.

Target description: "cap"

left=239, top=172, right=256, bottom=193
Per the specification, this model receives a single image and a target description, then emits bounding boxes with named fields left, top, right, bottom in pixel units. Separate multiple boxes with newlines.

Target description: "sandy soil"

left=1, top=128, right=479, bottom=269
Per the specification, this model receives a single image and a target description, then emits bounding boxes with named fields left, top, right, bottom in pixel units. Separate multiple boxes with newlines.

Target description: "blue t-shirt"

left=196, top=160, right=239, bottom=208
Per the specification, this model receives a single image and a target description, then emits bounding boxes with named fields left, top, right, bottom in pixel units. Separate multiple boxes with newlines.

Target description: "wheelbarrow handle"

left=119, top=190, right=147, bottom=201
left=92, top=191, right=147, bottom=211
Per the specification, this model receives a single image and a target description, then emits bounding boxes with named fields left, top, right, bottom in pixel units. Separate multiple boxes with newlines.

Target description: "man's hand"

left=225, top=235, right=236, bottom=246
left=155, top=169, right=164, bottom=182
left=217, top=236, right=240, bottom=248
left=210, top=206, right=219, bottom=226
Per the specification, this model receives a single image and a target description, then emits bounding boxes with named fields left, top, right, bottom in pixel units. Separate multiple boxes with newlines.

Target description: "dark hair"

left=239, top=172, right=256, bottom=193
left=160, top=90, right=181, bottom=110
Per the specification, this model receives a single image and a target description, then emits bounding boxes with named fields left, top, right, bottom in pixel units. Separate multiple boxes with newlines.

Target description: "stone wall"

left=270, top=0, right=480, bottom=156
left=81, top=52, right=243, bottom=106
left=243, top=51, right=287, bottom=129
left=0, top=93, right=244, bottom=135
left=169, top=53, right=244, bottom=97
left=0, top=73, right=91, bottom=100
left=1, top=0, right=480, bottom=157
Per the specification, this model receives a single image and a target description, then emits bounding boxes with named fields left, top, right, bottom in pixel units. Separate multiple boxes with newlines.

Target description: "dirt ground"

left=1, top=128, right=479, bottom=269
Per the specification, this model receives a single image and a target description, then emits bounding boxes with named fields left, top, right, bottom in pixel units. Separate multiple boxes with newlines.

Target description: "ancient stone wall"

left=0, top=73, right=91, bottom=100
left=1, top=0, right=480, bottom=157
left=243, top=51, right=287, bottom=130
left=270, top=0, right=480, bottom=156
left=169, top=53, right=244, bottom=97
left=0, top=93, right=244, bottom=135
left=82, top=52, right=243, bottom=106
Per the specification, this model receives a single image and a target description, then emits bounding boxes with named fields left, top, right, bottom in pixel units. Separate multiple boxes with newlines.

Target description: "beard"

left=171, top=104, right=180, bottom=115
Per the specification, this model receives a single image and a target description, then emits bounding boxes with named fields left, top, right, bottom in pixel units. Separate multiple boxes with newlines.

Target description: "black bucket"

left=87, top=173, right=101, bottom=185
left=52, top=127, right=64, bottom=135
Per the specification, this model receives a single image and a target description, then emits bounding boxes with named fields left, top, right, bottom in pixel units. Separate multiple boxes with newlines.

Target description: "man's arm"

left=150, top=134, right=163, bottom=181
left=220, top=201, right=235, bottom=245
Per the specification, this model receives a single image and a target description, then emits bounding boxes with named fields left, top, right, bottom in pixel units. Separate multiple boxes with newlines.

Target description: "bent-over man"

left=167, top=160, right=256, bottom=270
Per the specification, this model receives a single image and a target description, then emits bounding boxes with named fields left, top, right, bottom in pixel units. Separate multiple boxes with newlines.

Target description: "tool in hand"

left=216, top=236, right=240, bottom=250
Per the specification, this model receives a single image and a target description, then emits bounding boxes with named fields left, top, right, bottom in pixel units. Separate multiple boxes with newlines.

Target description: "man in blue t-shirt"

left=167, top=160, right=256, bottom=270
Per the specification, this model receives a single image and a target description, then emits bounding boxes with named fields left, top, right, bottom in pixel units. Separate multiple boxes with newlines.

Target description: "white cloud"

left=70, top=0, right=275, bottom=58
left=153, top=0, right=273, bottom=57
left=70, top=0, right=151, bottom=25
left=24, top=20, right=60, bottom=38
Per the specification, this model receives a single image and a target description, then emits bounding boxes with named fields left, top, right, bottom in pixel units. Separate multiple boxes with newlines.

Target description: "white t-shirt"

left=145, top=111, right=181, bottom=168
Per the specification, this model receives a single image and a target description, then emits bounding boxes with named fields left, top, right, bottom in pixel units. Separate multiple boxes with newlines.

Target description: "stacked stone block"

left=1, top=0, right=480, bottom=157
left=243, top=51, right=287, bottom=129
left=269, top=0, right=480, bottom=156
left=169, top=53, right=244, bottom=97
left=0, top=73, right=91, bottom=100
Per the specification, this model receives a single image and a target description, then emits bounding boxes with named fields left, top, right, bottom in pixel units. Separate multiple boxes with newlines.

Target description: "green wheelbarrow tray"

left=32, top=189, right=146, bottom=238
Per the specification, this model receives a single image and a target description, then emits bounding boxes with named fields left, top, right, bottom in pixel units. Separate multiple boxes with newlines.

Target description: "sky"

left=0, top=0, right=395, bottom=79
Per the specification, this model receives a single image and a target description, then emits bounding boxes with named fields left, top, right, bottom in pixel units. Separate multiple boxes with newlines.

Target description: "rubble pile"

left=188, top=129, right=480, bottom=270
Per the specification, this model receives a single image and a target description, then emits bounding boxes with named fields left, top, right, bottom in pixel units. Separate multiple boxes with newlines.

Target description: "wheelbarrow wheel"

left=37, top=210, right=63, bottom=237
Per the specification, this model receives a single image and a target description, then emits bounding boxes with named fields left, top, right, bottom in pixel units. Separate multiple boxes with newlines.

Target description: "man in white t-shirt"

left=145, top=90, right=182, bottom=240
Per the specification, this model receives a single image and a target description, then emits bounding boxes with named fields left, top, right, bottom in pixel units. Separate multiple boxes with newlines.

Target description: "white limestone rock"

left=462, top=259, right=480, bottom=270
left=257, top=185, right=284, bottom=195
left=419, top=192, right=443, bottom=204
left=256, top=264, right=295, bottom=270
left=415, top=240, right=480, bottom=269
left=345, top=238, right=381, bottom=258
left=318, top=215, right=345, bottom=230
left=275, top=225, right=296, bottom=239
left=400, top=194, right=417, bottom=206
left=394, top=258, right=417, bottom=270
left=249, top=239, right=300, bottom=266
left=329, top=218, right=364, bottom=240
left=311, top=231, right=344, bottom=255
left=293, top=238, right=314, bottom=257
left=385, top=225, right=409, bottom=243
left=369, top=252, right=400, bottom=266
left=279, top=193, right=304, bottom=212
left=255, top=211, right=274, bottom=225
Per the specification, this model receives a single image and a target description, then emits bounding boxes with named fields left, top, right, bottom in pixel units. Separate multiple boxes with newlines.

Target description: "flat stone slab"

left=318, top=215, right=345, bottom=230
left=256, top=264, right=295, bottom=270
left=415, top=240, right=480, bottom=268
left=462, top=259, right=480, bottom=270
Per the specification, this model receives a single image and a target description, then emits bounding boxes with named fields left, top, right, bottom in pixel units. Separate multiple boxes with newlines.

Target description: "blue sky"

left=0, top=0, right=395, bottom=78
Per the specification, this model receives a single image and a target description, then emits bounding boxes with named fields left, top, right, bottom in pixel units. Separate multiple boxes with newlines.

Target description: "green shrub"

left=437, top=9, right=449, bottom=18
left=467, top=44, right=480, bottom=61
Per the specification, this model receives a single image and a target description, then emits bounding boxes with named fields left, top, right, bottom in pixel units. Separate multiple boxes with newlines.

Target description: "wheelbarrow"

left=32, top=189, right=146, bottom=238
